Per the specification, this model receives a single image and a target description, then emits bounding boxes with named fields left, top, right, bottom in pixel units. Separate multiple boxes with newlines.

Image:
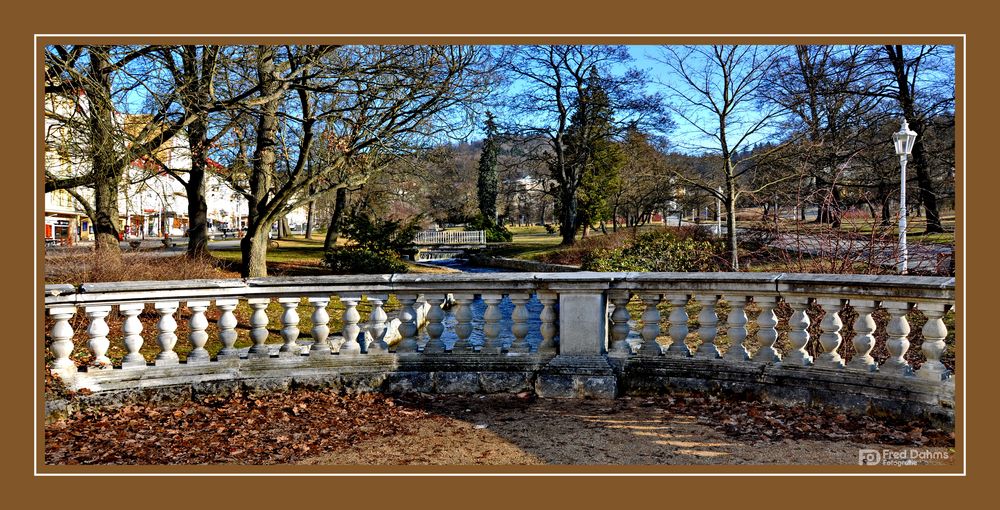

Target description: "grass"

left=483, top=225, right=567, bottom=260
left=208, top=235, right=449, bottom=275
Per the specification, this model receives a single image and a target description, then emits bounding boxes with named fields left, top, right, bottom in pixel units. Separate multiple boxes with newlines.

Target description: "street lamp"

left=893, top=118, right=918, bottom=274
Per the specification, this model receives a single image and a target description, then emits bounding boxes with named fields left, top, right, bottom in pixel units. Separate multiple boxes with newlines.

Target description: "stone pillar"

left=422, top=294, right=448, bottom=354
left=338, top=293, right=363, bottom=355
left=186, top=300, right=211, bottom=363
left=277, top=298, right=301, bottom=357
left=508, top=293, right=531, bottom=353
left=366, top=294, right=390, bottom=354
left=119, top=303, right=146, bottom=369
left=608, top=291, right=633, bottom=356
left=246, top=298, right=271, bottom=359
left=783, top=295, right=813, bottom=366
left=637, top=293, right=663, bottom=357
left=664, top=293, right=691, bottom=357
left=917, top=302, right=952, bottom=381
left=215, top=299, right=240, bottom=360
left=48, top=306, right=77, bottom=375
left=722, top=295, right=750, bottom=362
left=153, top=301, right=180, bottom=366
left=481, top=293, right=504, bottom=354
left=451, top=293, right=475, bottom=352
left=694, top=294, right=721, bottom=359
left=815, top=298, right=846, bottom=369
left=846, top=300, right=878, bottom=372
left=553, top=288, right=608, bottom=356
left=395, top=293, right=420, bottom=353
left=308, top=297, right=332, bottom=355
left=85, top=305, right=112, bottom=370
left=751, top=295, right=781, bottom=363
left=881, top=301, right=913, bottom=376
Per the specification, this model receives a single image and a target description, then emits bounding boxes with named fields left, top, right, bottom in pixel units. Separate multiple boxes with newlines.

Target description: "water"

left=415, top=258, right=546, bottom=351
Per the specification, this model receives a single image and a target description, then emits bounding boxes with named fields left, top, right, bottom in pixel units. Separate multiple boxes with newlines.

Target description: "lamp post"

left=893, top=118, right=918, bottom=274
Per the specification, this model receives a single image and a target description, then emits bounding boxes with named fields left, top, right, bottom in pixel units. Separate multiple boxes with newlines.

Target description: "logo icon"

left=858, top=449, right=882, bottom=465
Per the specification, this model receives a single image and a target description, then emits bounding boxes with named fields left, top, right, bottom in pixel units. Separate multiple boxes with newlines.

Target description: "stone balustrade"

left=43, top=272, right=957, bottom=425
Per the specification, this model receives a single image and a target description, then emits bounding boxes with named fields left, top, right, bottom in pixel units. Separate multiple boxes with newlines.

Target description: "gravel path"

left=300, top=395, right=955, bottom=466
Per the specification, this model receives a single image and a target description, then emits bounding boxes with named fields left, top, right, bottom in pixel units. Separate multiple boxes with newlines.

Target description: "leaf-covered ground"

left=45, top=389, right=955, bottom=466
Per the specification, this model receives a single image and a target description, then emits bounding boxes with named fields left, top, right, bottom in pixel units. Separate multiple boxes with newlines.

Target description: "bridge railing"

left=414, top=230, right=486, bottom=245
left=44, top=272, right=955, bottom=390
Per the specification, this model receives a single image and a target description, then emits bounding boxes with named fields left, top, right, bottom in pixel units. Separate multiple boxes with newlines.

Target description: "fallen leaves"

left=45, top=389, right=429, bottom=465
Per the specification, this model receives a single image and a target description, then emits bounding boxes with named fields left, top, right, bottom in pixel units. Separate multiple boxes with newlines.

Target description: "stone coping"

left=46, top=272, right=955, bottom=306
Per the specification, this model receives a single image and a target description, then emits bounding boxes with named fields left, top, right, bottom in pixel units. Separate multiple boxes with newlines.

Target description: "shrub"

left=343, top=211, right=422, bottom=253
left=581, top=228, right=724, bottom=272
left=324, top=246, right=408, bottom=274
left=466, top=214, right=513, bottom=243
left=543, top=223, right=558, bottom=235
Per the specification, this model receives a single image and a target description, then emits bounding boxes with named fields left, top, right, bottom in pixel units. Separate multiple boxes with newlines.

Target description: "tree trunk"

left=323, top=187, right=348, bottom=252
left=92, top=163, right=122, bottom=258
left=726, top=190, right=738, bottom=271
left=559, top=186, right=578, bottom=246
left=240, top=225, right=270, bottom=278
left=241, top=45, right=281, bottom=278
left=305, top=200, right=314, bottom=239
left=279, top=216, right=291, bottom=238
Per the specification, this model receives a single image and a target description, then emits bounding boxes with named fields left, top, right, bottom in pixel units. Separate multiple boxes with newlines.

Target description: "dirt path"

left=300, top=395, right=954, bottom=466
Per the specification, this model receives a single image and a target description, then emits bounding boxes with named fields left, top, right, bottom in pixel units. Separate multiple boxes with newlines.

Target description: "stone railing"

left=43, top=272, right=957, bottom=424
left=413, top=230, right=486, bottom=245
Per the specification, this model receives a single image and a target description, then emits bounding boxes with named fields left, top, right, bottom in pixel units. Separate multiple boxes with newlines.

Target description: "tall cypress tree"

left=476, top=112, right=499, bottom=222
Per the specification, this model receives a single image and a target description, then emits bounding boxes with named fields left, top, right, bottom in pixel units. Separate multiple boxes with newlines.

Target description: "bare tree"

left=654, top=45, right=794, bottom=270
left=213, top=45, right=495, bottom=277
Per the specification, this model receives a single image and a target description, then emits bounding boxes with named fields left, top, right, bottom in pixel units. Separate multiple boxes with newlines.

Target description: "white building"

left=44, top=88, right=307, bottom=242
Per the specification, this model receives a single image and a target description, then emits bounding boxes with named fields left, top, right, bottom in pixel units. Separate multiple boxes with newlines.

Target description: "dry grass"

left=45, top=248, right=239, bottom=285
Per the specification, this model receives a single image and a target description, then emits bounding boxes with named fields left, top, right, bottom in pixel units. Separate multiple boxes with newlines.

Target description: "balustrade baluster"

left=186, top=300, right=211, bottom=363
left=881, top=301, right=913, bottom=376
left=119, top=303, right=146, bottom=369
left=451, top=293, right=475, bottom=352
left=308, top=297, right=332, bottom=355
left=722, top=295, right=750, bottom=362
left=339, top=293, right=363, bottom=355
left=695, top=294, right=721, bottom=359
left=917, top=302, right=952, bottom=381
left=783, top=296, right=813, bottom=366
left=366, top=294, right=389, bottom=353
left=215, top=299, right=240, bottom=360
left=846, top=300, right=878, bottom=372
left=537, top=292, right=558, bottom=353
left=508, top=293, right=531, bottom=353
left=751, top=296, right=781, bottom=363
left=395, top=294, right=420, bottom=353
left=85, top=305, right=112, bottom=370
left=246, top=298, right=271, bottom=359
left=637, top=294, right=663, bottom=356
left=277, top=298, right=301, bottom=357
left=153, top=301, right=180, bottom=366
left=815, top=298, right=846, bottom=369
left=48, top=306, right=77, bottom=373
left=664, top=293, right=691, bottom=357
left=609, top=291, right=633, bottom=355
left=481, top=293, right=504, bottom=354
left=422, top=294, right=448, bottom=353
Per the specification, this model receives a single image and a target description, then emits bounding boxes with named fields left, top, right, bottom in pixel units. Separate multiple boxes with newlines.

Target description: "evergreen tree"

left=476, top=112, right=499, bottom=222
left=561, top=69, right=623, bottom=236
